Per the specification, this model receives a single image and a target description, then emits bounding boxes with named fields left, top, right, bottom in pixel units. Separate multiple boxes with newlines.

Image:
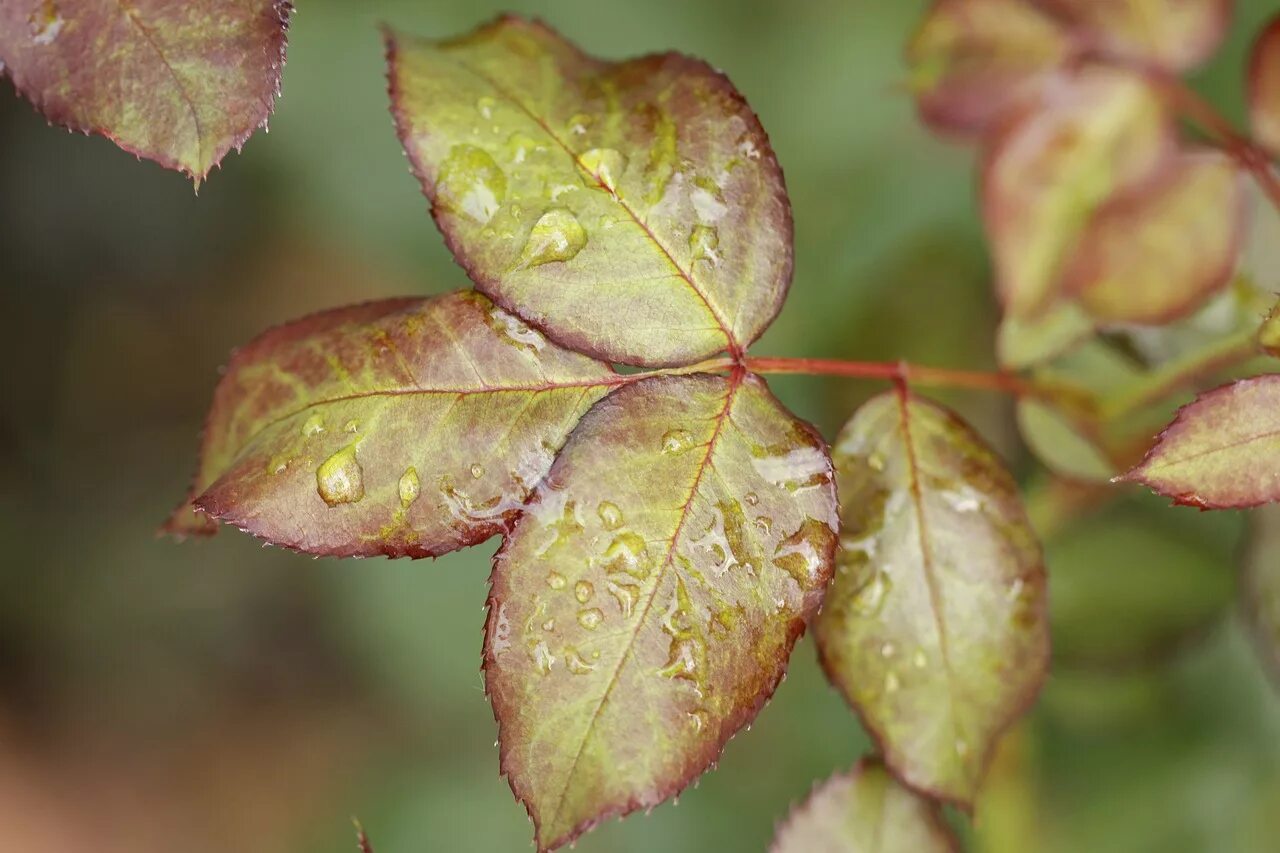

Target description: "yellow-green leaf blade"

left=485, top=373, right=837, bottom=851
left=166, top=291, right=616, bottom=557
left=1069, top=152, right=1247, bottom=325
left=1040, top=0, right=1232, bottom=72
left=0, top=0, right=291, bottom=181
left=770, top=757, right=959, bottom=853
left=1122, top=375, right=1280, bottom=509
left=982, top=66, right=1171, bottom=318
left=816, top=391, right=1048, bottom=806
left=908, top=0, right=1073, bottom=135
left=386, top=17, right=792, bottom=367
left=1249, top=14, right=1280, bottom=156
left=1017, top=398, right=1117, bottom=482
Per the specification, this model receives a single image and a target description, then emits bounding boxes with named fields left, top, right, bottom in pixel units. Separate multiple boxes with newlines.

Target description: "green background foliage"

left=1, top=1, right=1278, bottom=850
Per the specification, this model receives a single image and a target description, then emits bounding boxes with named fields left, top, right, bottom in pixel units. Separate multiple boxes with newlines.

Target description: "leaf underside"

left=0, top=0, right=292, bottom=180
left=816, top=390, right=1048, bottom=806
left=386, top=16, right=792, bottom=367
left=166, top=291, right=617, bottom=558
left=1123, top=375, right=1280, bottom=509
left=485, top=372, right=837, bottom=851
left=770, top=757, right=960, bottom=853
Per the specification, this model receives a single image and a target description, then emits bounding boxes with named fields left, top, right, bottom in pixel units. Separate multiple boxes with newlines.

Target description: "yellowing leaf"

left=485, top=373, right=837, bottom=851
left=1068, top=152, right=1247, bottom=325
left=816, top=391, right=1048, bottom=806
left=770, top=757, right=959, bottom=853
left=982, top=66, right=1171, bottom=318
left=1250, top=14, right=1280, bottom=156
left=907, top=0, right=1073, bottom=134
left=1039, top=0, right=1233, bottom=72
left=165, top=291, right=617, bottom=557
left=1122, top=375, right=1280, bottom=508
left=1242, top=506, right=1280, bottom=684
left=386, top=17, right=792, bottom=367
left=1017, top=398, right=1116, bottom=482
left=0, top=0, right=291, bottom=181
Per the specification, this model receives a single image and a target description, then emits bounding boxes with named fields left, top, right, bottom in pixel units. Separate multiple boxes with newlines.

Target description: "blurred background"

left=2, top=0, right=1279, bottom=850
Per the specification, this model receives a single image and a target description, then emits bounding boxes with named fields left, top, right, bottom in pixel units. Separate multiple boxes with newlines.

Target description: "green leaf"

left=1122, top=375, right=1280, bottom=509
left=485, top=372, right=837, bottom=851
left=1068, top=152, right=1247, bottom=325
left=1261, top=298, right=1280, bottom=358
left=1017, top=398, right=1116, bottom=482
left=770, top=757, right=959, bottom=853
left=1242, top=506, right=1280, bottom=684
left=1039, top=0, right=1232, bottom=72
left=1251, top=15, right=1280, bottom=156
left=816, top=390, right=1048, bottom=806
left=166, top=291, right=617, bottom=557
left=982, top=66, right=1171, bottom=318
left=1047, top=499, right=1236, bottom=669
left=0, top=0, right=291, bottom=182
left=996, top=300, right=1095, bottom=369
left=385, top=16, right=792, bottom=367
left=907, top=0, right=1072, bottom=135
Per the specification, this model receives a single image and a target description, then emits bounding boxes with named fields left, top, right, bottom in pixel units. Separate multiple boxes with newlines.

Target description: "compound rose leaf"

left=816, top=390, right=1048, bottom=806
left=1037, top=0, right=1233, bottom=72
left=770, top=757, right=959, bottom=853
left=1249, top=14, right=1280, bottom=156
left=908, top=0, right=1073, bottom=135
left=982, top=66, right=1172, bottom=318
left=1068, top=152, right=1247, bottom=325
left=485, top=372, right=837, bottom=851
left=165, top=291, right=617, bottom=557
left=1242, top=506, right=1280, bottom=685
left=1121, top=375, right=1280, bottom=509
left=386, top=17, right=792, bottom=368
left=0, top=0, right=291, bottom=182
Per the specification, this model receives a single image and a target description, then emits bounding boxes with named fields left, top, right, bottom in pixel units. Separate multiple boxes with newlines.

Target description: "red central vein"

left=548, top=374, right=741, bottom=832
left=451, top=59, right=742, bottom=358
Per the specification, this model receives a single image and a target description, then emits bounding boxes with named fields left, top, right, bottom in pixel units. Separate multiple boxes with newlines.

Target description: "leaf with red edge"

left=0, top=0, right=291, bottom=182
left=771, top=757, right=959, bottom=853
left=908, top=0, right=1074, bottom=135
left=1250, top=14, right=1280, bottom=156
left=1121, top=375, right=1280, bottom=509
left=982, top=66, right=1172, bottom=318
left=165, top=291, right=617, bottom=557
left=1037, top=0, right=1233, bottom=72
left=1067, top=151, right=1247, bottom=325
left=385, top=16, right=792, bottom=368
left=485, top=372, right=837, bottom=851
left=816, top=390, right=1048, bottom=806
left=1242, top=506, right=1280, bottom=685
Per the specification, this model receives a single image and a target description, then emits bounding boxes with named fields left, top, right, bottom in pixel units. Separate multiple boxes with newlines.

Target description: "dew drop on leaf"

left=545, top=571, right=567, bottom=590
left=661, top=428, right=695, bottom=455
left=565, top=647, right=596, bottom=674
left=516, top=209, right=587, bottom=267
left=504, top=132, right=540, bottom=164
left=597, top=500, right=623, bottom=530
left=689, top=224, right=720, bottom=266
left=566, top=112, right=593, bottom=135
left=850, top=570, right=891, bottom=617
left=398, top=466, right=421, bottom=506
left=913, top=649, right=928, bottom=669
left=343, top=419, right=360, bottom=434
left=28, top=0, right=63, bottom=45
left=300, top=413, right=325, bottom=436
left=470, top=463, right=485, bottom=479
left=475, top=95, right=496, bottom=119
left=437, top=143, right=507, bottom=224
left=577, top=608, right=604, bottom=630
left=316, top=444, right=365, bottom=506
left=574, top=580, right=595, bottom=603
left=601, top=531, right=652, bottom=579
left=578, top=148, right=627, bottom=192
left=884, top=671, right=900, bottom=694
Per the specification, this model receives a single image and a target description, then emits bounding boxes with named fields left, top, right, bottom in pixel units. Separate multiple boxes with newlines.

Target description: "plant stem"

left=1099, top=327, right=1261, bottom=420
left=740, top=356, right=1039, bottom=396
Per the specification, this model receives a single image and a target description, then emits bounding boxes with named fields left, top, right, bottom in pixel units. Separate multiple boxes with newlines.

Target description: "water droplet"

left=545, top=571, right=567, bottom=590
left=470, top=463, right=485, bottom=479
left=659, top=636, right=704, bottom=683
left=516, top=209, right=587, bottom=268
left=577, top=608, right=604, bottom=630
left=688, top=710, right=706, bottom=733
left=754, top=516, right=773, bottom=536
left=566, top=113, right=593, bottom=135
left=850, top=570, right=892, bottom=617
left=565, top=647, right=596, bottom=674
left=529, top=640, right=555, bottom=674
left=541, top=618, right=556, bottom=632
left=955, top=739, right=969, bottom=757
left=661, top=429, right=695, bottom=455
left=689, top=224, right=720, bottom=266
left=880, top=642, right=896, bottom=658
left=475, top=96, right=496, bottom=119
left=485, top=306, right=545, bottom=352
left=772, top=518, right=831, bottom=586
left=868, top=453, right=886, bottom=472
left=606, top=580, right=640, bottom=617
left=300, top=413, right=325, bottom=437
left=29, top=0, right=63, bottom=45
left=597, top=501, right=623, bottom=530
left=600, top=531, right=652, bottom=579
left=744, top=492, right=759, bottom=506
left=574, top=580, right=594, bottom=604
left=398, top=466, right=421, bottom=506
left=884, top=671, right=900, bottom=694
left=737, top=138, right=761, bottom=160
left=505, top=132, right=540, bottom=164
left=578, top=148, right=627, bottom=192
left=437, top=144, right=507, bottom=224
left=691, top=178, right=728, bottom=222
left=343, top=419, right=360, bottom=434
left=913, top=649, right=928, bottom=669
left=265, top=453, right=290, bottom=475
left=316, top=444, right=365, bottom=506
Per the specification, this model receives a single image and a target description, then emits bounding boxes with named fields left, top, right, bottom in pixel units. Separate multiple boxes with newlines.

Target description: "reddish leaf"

left=1250, top=14, right=1280, bottom=156
left=1037, top=0, right=1233, bottom=72
left=1122, top=375, right=1280, bottom=508
left=907, top=0, right=1074, bottom=135
left=982, top=66, right=1172, bottom=318
left=0, top=0, right=291, bottom=181
left=771, top=757, right=959, bottom=853
left=1067, top=152, right=1247, bottom=325
left=485, top=372, right=837, bottom=851
left=166, top=291, right=617, bottom=557
left=386, top=17, right=792, bottom=367
left=816, top=390, right=1048, bottom=806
